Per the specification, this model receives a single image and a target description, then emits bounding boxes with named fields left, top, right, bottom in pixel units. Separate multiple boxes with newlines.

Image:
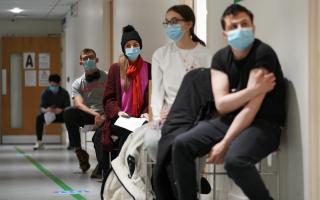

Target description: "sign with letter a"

left=23, top=52, right=35, bottom=69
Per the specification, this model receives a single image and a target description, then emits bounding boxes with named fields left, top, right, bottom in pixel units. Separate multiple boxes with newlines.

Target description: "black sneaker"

left=90, top=164, right=102, bottom=179
left=200, top=177, right=211, bottom=194
left=75, top=149, right=90, bottom=173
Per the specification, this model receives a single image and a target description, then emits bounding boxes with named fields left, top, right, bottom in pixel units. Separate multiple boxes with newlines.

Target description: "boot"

left=75, top=149, right=90, bottom=173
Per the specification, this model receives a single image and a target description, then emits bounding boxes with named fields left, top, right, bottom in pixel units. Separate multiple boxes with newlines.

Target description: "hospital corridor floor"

left=0, top=145, right=101, bottom=200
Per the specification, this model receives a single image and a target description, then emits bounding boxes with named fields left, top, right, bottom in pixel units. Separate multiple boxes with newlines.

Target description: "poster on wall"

left=25, top=70, right=36, bottom=87
left=39, top=53, right=50, bottom=69
left=23, top=52, right=35, bottom=69
left=39, top=70, right=50, bottom=86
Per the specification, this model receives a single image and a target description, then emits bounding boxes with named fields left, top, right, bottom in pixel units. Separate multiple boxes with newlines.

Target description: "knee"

left=63, top=106, right=75, bottom=120
left=172, top=135, right=189, bottom=154
left=224, top=154, right=247, bottom=172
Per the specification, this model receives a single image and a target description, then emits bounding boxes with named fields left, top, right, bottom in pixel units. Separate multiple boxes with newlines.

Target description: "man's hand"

left=247, top=68, right=276, bottom=95
left=94, top=114, right=105, bottom=127
left=207, top=140, right=230, bottom=164
left=52, top=108, right=63, bottom=114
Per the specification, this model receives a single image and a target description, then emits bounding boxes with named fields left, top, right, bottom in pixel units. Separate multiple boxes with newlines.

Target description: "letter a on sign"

left=23, top=53, right=35, bottom=69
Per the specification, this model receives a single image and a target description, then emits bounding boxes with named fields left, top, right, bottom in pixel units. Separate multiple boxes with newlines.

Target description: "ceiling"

left=0, top=0, right=78, bottom=20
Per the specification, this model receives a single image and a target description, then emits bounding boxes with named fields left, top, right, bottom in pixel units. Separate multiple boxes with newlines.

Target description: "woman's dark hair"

left=48, top=74, right=61, bottom=83
left=167, top=4, right=206, bottom=46
left=221, top=4, right=254, bottom=30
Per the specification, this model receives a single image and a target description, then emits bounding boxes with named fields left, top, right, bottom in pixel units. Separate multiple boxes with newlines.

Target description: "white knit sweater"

left=150, top=42, right=212, bottom=120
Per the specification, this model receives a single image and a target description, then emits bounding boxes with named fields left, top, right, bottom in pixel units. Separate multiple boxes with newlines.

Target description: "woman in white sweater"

left=145, top=4, right=212, bottom=160
left=102, top=5, right=212, bottom=199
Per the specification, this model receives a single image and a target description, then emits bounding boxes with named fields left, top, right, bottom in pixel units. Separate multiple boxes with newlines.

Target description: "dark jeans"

left=35, top=112, right=64, bottom=141
left=171, top=117, right=281, bottom=200
left=63, top=107, right=95, bottom=148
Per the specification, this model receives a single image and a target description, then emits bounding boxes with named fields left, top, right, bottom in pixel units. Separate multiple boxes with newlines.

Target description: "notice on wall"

left=25, top=70, right=36, bottom=87
left=39, top=70, right=50, bottom=86
left=23, top=52, right=35, bottom=69
left=39, top=53, right=50, bottom=69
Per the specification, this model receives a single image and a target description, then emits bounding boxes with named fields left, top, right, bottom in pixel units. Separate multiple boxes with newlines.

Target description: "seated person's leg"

left=111, top=124, right=132, bottom=152
left=171, top=117, right=226, bottom=200
left=64, top=106, right=95, bottom=172
left=34, top=113, right=45, bottom=150
left=224, top=119, right=281, bottom=200
left=144, top=124, right=161, bottom=162
left=91, top=127, right=103, bottom=179
left=53, top=113, right=74, bottom=150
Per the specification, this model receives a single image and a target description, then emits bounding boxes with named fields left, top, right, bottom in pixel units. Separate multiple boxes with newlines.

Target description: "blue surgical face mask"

left=125, top=47, right=141, bottom=62
left=165, top=24, right=184, bottom=42
left=49, top=85, right=59, bottom=94
left=226, top=28, right=254, bottom=51
left=83, top=59, right=97, bottom=71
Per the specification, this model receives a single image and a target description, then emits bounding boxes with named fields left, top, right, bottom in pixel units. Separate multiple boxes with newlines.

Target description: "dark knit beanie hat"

left=121, top=25, right=142, bottom=53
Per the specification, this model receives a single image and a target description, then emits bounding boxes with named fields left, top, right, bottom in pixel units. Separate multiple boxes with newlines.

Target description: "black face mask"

left=85, top=71, right=100, bottom=82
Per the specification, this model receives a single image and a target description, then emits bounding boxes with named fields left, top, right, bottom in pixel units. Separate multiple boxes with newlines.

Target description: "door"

left=1, top=36, right=62, bottom=143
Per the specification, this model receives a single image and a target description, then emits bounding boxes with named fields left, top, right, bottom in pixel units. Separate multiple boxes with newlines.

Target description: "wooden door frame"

left=104, top=0, right=113, bottom=69
left=309, top=0, right=320, bottom=199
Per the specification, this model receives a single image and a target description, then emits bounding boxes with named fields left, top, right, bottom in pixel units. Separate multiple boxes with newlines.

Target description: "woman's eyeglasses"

left=162, top=18, right=186, bottom=27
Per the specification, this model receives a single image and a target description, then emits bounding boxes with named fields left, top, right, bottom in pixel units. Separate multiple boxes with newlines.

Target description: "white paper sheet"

left=44, top=112, right=56, bottom=125
left=114, top=116, right=147, bottom=132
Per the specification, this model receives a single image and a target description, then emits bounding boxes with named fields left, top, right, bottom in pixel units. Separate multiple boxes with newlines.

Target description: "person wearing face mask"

left=101, top=5, right=212, bottom=200
left=63, top=48, right=107, bottom=173
left=164, top=4, right=286, bottom=200
left=145, top=4, right=212, bottom=161
left=100, top=25, right=151, bottom=173
left=33, top=74, right=70, bottom=150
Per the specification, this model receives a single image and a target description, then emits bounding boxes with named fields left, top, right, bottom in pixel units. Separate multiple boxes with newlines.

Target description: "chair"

left=199, top=151, right=280, bottom=200
left=80, top=125, right=96, bottom=151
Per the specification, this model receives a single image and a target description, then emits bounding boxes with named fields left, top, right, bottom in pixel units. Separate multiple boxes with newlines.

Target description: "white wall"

left=112, top=0, right=179, bottom=63
left=207, top=1, right=309, bottom=200
left=64, top=0, right=106, bottom=93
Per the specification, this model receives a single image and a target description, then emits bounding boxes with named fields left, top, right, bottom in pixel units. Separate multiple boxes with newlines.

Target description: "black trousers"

left=63, top=107, right=95, bottom=148
left=99, top=125, right=131, bottom=176
left=35, top=112, right=64, bottom=141
left=91, top=125, right=131, bottom=177
left=171, top=117, right=281, bottom=200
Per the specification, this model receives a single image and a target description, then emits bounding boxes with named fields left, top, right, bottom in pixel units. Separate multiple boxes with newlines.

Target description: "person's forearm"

left=214, top=86, right=259, bottom=114
left=40, top=107, right=48, bottom=113
left=75, top=102, right=99, bottom=117
left=222, top=94, right=265, bottom=145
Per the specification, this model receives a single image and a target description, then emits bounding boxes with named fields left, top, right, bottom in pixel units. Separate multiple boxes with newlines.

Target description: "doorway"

left=1, top=36, right=62, bottom=144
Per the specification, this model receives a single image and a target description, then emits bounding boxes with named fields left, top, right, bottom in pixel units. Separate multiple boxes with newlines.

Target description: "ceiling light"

left=9, top=7, right=24, bottom=14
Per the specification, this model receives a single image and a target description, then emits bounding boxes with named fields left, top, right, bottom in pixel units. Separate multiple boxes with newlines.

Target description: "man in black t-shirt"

left=34, top=74, right=70, bottom=150
left=170, top=4, right=285, bottom=200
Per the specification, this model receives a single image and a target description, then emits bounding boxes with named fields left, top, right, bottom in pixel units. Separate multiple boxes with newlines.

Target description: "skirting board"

left=2, top=135, right=61, bottom=144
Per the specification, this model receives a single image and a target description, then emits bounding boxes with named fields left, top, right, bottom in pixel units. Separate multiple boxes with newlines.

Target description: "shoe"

left=75, top=149, right=90, bottom=173
left=90, top=164, right=102, bottom=179
left=200, top=177, right=211, bottom=194
left=33, top=141, right=44, bottom=150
